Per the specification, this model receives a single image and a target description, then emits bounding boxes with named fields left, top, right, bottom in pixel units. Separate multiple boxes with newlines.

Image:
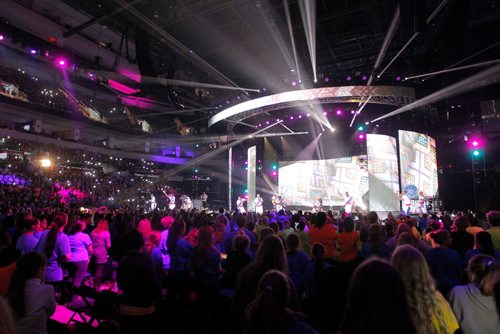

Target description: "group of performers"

left=400, top=191, right=428, bottom=214
left=146, top=190, right=210, bottom=211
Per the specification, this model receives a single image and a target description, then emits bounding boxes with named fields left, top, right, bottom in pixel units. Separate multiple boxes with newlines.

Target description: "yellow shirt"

left=433, top=291, right=460, bottom=334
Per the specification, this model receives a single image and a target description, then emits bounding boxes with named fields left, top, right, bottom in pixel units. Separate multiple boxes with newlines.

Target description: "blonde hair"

left=392, top=245, right=447, bottom=334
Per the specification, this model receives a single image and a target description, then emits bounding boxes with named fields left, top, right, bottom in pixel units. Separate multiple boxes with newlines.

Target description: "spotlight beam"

left=298, top=0, right=317, bottom=81
left=350, top=95, right=372, bottom=127
left=371, top=64, right=500, bottom=123
left=377, top=0, right=450, bottom=78
left=283, top=0, right=302, bottom=81
left=405, top=59, right=500, bottom=81
left=421, top=42, right=500, bottom=81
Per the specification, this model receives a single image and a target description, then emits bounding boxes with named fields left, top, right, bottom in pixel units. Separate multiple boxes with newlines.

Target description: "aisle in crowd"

left=1, top=203, right=500, bottom=334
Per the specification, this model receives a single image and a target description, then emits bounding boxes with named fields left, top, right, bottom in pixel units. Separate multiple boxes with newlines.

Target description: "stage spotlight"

left=350, top=110, right=355, bottom=114
left=324, top=77, right=330, bottom=83
left=0, top=35, right=4, bottom=41
left=291, top=81, right=297, bottom=87
left=395, top=76, right=401, bottom=81
left=306, top=113, right=310, bottom=117
left=346, top=76, right=352, bottom=81
left=314, top=78, right=318, bottom=83
left=30, top=49, right=37, bottom=55
left=330, top=127, right=335, bottom=132
left=266, top=121, right=270, bottom=125
left=40, top=159, right=52, bottom=168
left=358, top=134, right=365, bottom=140
left=271, top=163, right=278, bottom=170
left=272, top=171, right=277, bottom=176
left=290, top=116, right=294, bottom=120
left=336, top=110, right=342, bottom=115
left=361, top=75, right=367, bottom=81
left=56, top=58, right=66, bottom=67
left=472, top=139, right=480, bottom=147
left=323, top=111, right=327, bottom=116
left=357, top=125, right=364, bottom=131
left=298, top=115, right=302, bottom=119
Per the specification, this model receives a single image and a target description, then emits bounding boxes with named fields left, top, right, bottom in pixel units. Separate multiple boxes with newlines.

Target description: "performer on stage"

left=236, top=196, right=246, bottom=213
left=271, top=194, right=277, bottom=211
left=418, top=191, right=427, bottom=214
left=201, top=192, right=208, bottom=208
left=253, top=194, right=264, bottom=214
left=180, top=195, right=192, bottom=211
left=338, top=190, right=354, bottom=215
left=400, top=191, right=412, bottom=215
left=163, top=189, right=176, bottom=210
left=313, top=197, right=323, bottom=213
left=149, top=192, right=157, bottom=211
left=275, top=195, right=284, bottom=212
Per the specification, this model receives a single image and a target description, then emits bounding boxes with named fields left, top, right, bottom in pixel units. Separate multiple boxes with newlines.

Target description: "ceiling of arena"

left=13, top=0, right=500, bottom=134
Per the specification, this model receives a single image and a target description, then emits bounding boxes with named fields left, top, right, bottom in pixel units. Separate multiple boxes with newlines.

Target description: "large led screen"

left=279, top=156, right=369, bottom=209
left=398, top=130, right=439, bottom=198
left=367, top=134, right=400, bottom=211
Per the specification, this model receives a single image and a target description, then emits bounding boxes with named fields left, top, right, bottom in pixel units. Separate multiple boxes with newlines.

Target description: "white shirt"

left=14, top=279, right=56, bottom=334
left=254, top=197, right=263, bottom=207
left=402, top=194, right=411, bottom=206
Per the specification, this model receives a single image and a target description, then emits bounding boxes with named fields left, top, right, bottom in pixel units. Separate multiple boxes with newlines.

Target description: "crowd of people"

left=0, top=195, right=499, bottom=334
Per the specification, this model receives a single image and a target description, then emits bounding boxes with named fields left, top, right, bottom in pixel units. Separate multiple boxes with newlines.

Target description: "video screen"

left=366, top=134, right=400, bottom=211
left=278, top=156, right=369, bottom=209
left=398, top=130, right=439, bottom=198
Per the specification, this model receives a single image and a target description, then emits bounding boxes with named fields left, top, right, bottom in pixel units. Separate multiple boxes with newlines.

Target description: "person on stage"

left=253, top=194, right=264, bottom=214
left=201, top=192, right=208, bottom=208
left=338, top=190, right=354, bottom=215
left=271, top=194, right=277, bottom=211
left=163, top=189, right=176, bottom=210
left=275, top=195, right=284, bottom=212
left=236, top=196, right=246, bottom=213
left=418, top=191, right=427, bottom=214
left=150, top=192, right=157, bottom=211
left=400, top=191, right=412, bottom=215
left=180, top=195, right=192, bottom=211
left=313, top=197, right=323, bottom=212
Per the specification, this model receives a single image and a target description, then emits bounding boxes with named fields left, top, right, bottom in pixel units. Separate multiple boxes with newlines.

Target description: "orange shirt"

left=337, top=231, right=359, bottom=262
left=309, top=224, right=337, bottom=259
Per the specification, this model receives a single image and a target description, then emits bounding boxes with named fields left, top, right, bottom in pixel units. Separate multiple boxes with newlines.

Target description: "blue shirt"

left=68, top=232, right=92, bottom=262
left=35, top=230, right=71, bottom=282
left=360, top=243, right=391, bottom=259
left=224, top=229, right=256, bottom=252
left=287, top=250, right=310, bottom=294
left=16, top=233, right=39, bottom=255
left=169, top=237, right=193, bottom=272
left=304, top=261, right=331, bottom=300
left=192, top=246, right=221, bottom=287
left=426, top=247, right=462, bottom=292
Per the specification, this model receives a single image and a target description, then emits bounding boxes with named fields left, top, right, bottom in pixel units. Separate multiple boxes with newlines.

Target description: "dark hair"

left=453, top=216, right=469, bottom=231
left=430, top=230, right=450, bottom=246
left=44, top=214, right=67, bottom=257
left=0, top=229, right=11, bottom=249
left=487, top=211, right=500, bottom=227
left=467, top=255, right=500, bottom=295
left=167, top=219, right=185, bottom=255
left=269, top=222, right=279, bottom=234
left=233, top=234, right=250, bottom=252
left=341, top=258, right=415, bottom=334
left=67, top=222, right=84, bottom=236
left=7, top=252, right=47, bottom=317
left=367, top=211, right=378, bottom=224
left=367, top=224, right=385, bottom=251
left=125, top=229, right=144, bottom=251
left=286, top=233, right=300, bottom=252
left=193, top=226, right=214, bottom=269
left=312, top=242, right=326, bottom=278
left=23, top=216, right=39, bottom=232
left=343, top=217, right=355, bottom=232
left=259, top=227, right=274, bottom=243
left=476, top=231, right=495, bottom=257
left=248, top=270, right=291, bottom=334
left=316, top=212, right=327, bottom=229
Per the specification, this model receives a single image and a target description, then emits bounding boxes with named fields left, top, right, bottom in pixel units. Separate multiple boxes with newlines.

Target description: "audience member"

left=67, top=221, right=92, bottom=287
left=0, top=230, right=21, bottom=295
left=286, top=233, right=310, bottom=298
left=309, top=212, right=337, bottom=261
left=451, top=216, right=474, bottom=259
left=487, top=211, right=500, bottom=251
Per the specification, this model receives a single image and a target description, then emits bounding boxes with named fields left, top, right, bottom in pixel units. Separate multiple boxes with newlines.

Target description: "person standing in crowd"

left=486, top=211, right=500, bottom=251
left=449, top=255, right=500, bottom=334
left=464, top=231, right=500, bottom=265
left=309, top=212, right=337, bottom=262
left=117, top=230, right=160, bottom=334
left=451, top=215, right=474, bottom=259
left=361, top=224, right=390, bottom=259
left=392, top=245, right=459, bottom=334
left=337, top=217, right=359, bottom=264
left=340, top=258, right=415, bottom=334
left=247, top=270, right=318, bottom=334
left=167, top=219, right=193, bottom=307
left=15, top=216, right=40, bottom=255
left=304, top=243, right=331, bottom=302
left=426, top=230, right=463, bottom=296
left=0, top=230, right=21, bottom=296
left=67, top=221, right=93, bottom=287
left=286, top=233, right=310, bottom=298
left=6, top=252, right=56, bottom=334
left=35, top=214, right=71, bottom=283
left=90, top=218, right=111, bottom=288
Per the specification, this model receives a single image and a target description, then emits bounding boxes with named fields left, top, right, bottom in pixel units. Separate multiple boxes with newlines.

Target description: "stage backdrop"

left=398, top=130, right=439, bottom=198
left=247, top=146, right=257, bottom=208
left=279, top=156, right=369, bottom=209
left=367, top=134, right=400, bottom=211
